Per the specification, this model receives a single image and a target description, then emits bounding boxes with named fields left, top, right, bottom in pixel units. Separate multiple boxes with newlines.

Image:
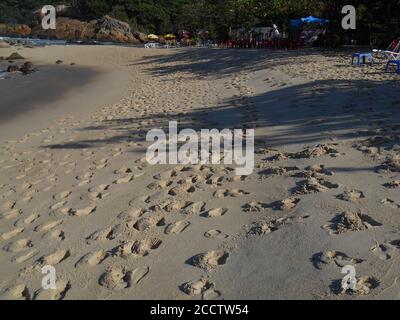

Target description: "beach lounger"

left=144, top=42, right=159, bottom=49
left=385, top=60, right=400, bottom=74
left=373, top=39, right=400, bottom=60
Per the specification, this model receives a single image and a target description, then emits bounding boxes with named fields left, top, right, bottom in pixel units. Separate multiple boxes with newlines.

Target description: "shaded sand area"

left=0, top=45, right=400, bottom=300
left=0, top=46, right=131, bottom=142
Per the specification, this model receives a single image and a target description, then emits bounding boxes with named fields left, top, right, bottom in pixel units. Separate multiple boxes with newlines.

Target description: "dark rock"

left=7, top=65, right=19, bottom=72
left=56, top=60, right=63, bottom=64
left=20, top=61, right=35, bottom=75
left=133, top=32, right=148, bottom=43
left=6, top=52, right=24, bottom=60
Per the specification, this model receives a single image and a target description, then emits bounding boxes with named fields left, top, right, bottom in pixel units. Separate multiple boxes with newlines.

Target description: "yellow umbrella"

left=164, top=34, right=176, bottom=40
left=147, top=34, right=159, bottom=41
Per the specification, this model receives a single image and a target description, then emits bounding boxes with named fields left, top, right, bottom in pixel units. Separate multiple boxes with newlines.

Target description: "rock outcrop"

left=30, top=16, right=140, bottom=44
left=0, top=15, right=146, bottom=44
left=0, top=24, right=32, bottom=37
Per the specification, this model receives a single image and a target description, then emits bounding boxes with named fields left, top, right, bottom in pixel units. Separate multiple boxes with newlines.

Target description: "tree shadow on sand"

left=128, top=47, right=356, bottom=80
left=44, top=77, right=399, bottom=149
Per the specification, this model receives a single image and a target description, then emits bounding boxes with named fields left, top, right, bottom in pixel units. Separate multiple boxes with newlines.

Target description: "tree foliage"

left=1, top=0, right=399, bottom=45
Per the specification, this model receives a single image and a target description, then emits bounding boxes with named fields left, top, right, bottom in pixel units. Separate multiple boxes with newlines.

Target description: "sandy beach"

left=0, top=44, right=400, bottom=300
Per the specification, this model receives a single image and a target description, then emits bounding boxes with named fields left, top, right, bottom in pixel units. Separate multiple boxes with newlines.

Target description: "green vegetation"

left=1, top=0, right=399, bottom=45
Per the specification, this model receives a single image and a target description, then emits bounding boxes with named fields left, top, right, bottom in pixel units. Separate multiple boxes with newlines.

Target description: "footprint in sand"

left=381, top=198, right=400, bottom=209
left=242, top=201, right=268, bottom=212
left=312, top=251, right=363, bottom=270
left=99, top=267, right=131, bottom=290
left=38, top=249, right=70, bottom=265
left=160, top=200, right=190, bottom=213
left=206, top=176, right=229, bottom=186
left=50, top=201, right=67, bottom=210
left=88, top=191, right=109, bottom=201
left=130, top=266, right=150, bottom=285
left=248, top=218, right=288, bottom=235
left=114, top=175, right=134, bottom=185
left=213, top=189, right=250, bottom=198
left=147, top=180, right=173, bottom=191
left=19, top=213, right=40, bottom=226
left=3, top=238, right=33, bottom=253
left=1, top=201, right=16, bottom=211
left=188, top=250, right=230, bottom=271
left=76, top=172, right=93, bottom=182
left=1, top=209, right=21, bottom=220
left=168, top=184, right=196, bottom=196
left=2, top=227, right=24, bottom=240
left=230, top=175, right=248, bottom=182
left=0, top=284, right=30, bottom=300
left=305, top=164, right=334, bottom=177
left=75, top=250, right=109, bottom=268
left=131, top=238, right=162, bottom=257
left=34, top=220, right=63, bottom=233
left=118, top=208, right=146, bottom=221
left=71, top=205, right=97, bottom=217
left=117, top=238, right=162, bottom=258
left=204, top=230, right=229, bottom=240
left=383, top=180, right=400, bottom=189
left=34, top=280, right=71, bottom=300
left=133, top=215, right=165, bottom=231
left=202, top=287, right=222, bottom=300
left=89, top=184, right=110, bottom=193
left=181, top=202, right=205, bottom=215
left=14, top=249, right=38, bottom=264
left=48, top=229, right=65, bottom=241
left=153, top=170, right=177, bottom=181
left=165, top=220, right=190, bottom=235
left=331, top=276, right=379, bottom=296
left=181, top=277, right=215, bottom=297
left=53, top=190, right=72, bottom=201
left=370, top=243, right=395, bottom=261
left=258, top=166, right=299, bottom=178
left=294, top=178, right=339, bottom=195
left=86, top=224, right=122, bottom=243
left=201, top=208, right=228, bottom=218
left=336, top=190, right=365, bottom=202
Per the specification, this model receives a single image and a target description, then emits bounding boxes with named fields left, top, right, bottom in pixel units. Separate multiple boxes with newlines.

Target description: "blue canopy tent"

left=290, top=16, right=329, bottom=28
left=289, top=16, right=330, bottom=48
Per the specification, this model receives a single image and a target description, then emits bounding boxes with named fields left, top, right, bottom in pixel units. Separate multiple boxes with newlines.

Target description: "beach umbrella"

left=164, top=34, right=176, bottom=40
left=147, top=34, right=159, bottom=41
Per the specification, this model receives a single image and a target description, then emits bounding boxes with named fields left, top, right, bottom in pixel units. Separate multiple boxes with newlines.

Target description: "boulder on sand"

left=20, top=61, right=35, bottom=75
left=0, top=40, right=10, bottom=48
left=7, top=65, right=19, bottom=72
left=6, top=52, right=24, bottom=60
left=133, top=31, right=148, bottom=43
left=94, top=15, right=139, bottom=43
